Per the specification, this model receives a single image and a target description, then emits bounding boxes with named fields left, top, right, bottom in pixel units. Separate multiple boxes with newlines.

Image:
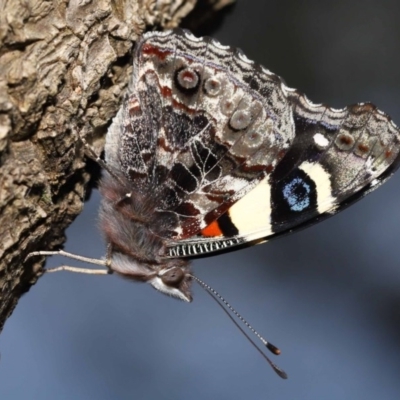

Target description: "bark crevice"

left=0, top=0, right=233, bottom=333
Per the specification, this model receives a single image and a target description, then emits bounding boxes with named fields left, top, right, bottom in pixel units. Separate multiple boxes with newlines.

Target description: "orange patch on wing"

left=201, top=220, right=223, bottom=237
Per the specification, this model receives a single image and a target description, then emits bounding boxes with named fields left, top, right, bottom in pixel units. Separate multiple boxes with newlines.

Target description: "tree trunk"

left=0, top=0, right=233, bottom=333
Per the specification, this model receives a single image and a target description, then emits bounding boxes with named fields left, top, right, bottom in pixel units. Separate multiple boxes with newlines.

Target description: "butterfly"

left=28, top=29, right=400, bottom=379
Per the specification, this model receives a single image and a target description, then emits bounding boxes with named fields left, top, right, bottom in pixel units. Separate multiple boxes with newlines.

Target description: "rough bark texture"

left=0, top=0, right=234, bottom=333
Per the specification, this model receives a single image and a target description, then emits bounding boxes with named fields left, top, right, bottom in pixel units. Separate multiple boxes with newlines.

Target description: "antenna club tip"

left=266, top=343, right=281, bottom=355
left=277, top=370, right=288, bottom=379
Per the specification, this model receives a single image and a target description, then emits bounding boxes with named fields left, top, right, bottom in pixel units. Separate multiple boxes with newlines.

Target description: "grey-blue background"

left=2, top=1, right=400, bottom=398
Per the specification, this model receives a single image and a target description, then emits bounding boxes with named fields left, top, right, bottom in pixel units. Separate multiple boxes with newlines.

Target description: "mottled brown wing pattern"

left=105, top=29, right=400, bottom=257
left=155, top=32, right=306, bottom=238
left=106, top=30, right=299, bottom=239
left=165, top=90, right=400, bottom=258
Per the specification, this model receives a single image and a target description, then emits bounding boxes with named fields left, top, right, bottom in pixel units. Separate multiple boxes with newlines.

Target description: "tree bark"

left=0, top=0, right=234, bottom=333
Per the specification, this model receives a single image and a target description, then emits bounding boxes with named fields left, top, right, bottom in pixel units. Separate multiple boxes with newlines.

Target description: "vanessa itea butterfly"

left=28, top=29, right=400, bottom=378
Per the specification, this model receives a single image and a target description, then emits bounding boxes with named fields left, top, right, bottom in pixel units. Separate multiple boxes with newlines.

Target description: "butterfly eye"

left=160, top=267, right=184, bottom=287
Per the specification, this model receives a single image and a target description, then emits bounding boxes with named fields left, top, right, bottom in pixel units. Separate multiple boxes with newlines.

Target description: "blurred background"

left=2, top=0, right=400, bottom=399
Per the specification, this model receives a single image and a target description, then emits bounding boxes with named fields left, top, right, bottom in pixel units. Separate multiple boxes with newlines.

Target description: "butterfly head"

left=109, top=252, right=193, bottom=302
left=150, top=262, right=193, bottom=302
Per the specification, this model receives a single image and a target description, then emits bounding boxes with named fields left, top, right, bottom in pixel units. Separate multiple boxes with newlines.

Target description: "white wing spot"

left=377, top=109, right=385, bottom=116
left=184, top=32, right=203, bottom=42
left=281, top=83, right=297, bottom=96
left=313, top=133, right=329, bottom=149
left=260, top=66, right=274, bottom=76
left=211, top=40, right=230, bottom=50
left=329, top=107, right=345, bottom=113
left=304, top=95, right=322, bottom=108
left=237, top=52, right=254, bottom=64
left=370, top=178, right=380, bottom=187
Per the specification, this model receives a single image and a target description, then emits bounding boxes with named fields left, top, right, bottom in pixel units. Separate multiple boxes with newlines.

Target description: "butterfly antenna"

left=191, top=275, right=288, bottom=379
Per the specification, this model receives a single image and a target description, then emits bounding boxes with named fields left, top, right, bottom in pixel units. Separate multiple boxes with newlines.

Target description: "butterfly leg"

left=25, top=250, right=111, bottom=275
left=46, top=266, right=109, bottom=275
left=105, top=243, right=113, bottom=272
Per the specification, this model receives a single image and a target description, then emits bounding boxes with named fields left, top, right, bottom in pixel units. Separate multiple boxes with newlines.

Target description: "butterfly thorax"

left=99, top=172, right=193, bottom=302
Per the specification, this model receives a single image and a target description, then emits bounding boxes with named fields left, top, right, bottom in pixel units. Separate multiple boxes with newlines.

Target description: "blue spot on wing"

left=282, top=177, right=311, bottom=212
left=270, top=168, right=318, bottom=232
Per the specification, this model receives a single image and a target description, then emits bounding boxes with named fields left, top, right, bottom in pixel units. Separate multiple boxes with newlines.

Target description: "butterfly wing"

left=104, top=29, right=400, bottom=259
left=106, top=30, right=301, bottom=240
left=166, top=94, right=400, bottom=258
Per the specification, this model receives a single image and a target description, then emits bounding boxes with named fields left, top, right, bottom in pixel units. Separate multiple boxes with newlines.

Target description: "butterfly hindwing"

left=166, top=72, right=400, bottom=257
left=106, top=30, right=306, bottom=240
left=104, top=29, right=400, bottom=259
